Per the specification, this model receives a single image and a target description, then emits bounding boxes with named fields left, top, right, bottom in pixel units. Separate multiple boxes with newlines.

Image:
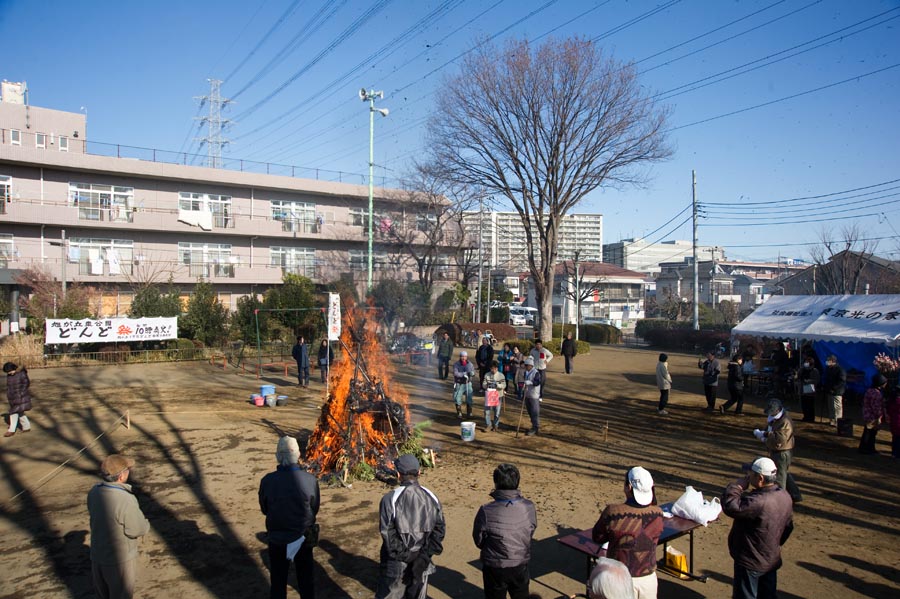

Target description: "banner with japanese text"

left=327, top=293, right=341, bottom=341
left=45, top=317, right=179, bottom=344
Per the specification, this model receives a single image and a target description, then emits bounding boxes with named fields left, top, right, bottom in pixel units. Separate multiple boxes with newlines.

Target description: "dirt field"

left=1, top=346, right=898, bottom=599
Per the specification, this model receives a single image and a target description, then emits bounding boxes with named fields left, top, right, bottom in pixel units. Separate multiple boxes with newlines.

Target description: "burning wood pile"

left=305, top=306, right=413, bottom=482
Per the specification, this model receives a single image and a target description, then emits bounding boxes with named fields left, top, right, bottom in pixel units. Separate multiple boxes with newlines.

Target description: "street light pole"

left=360, top=88, right=388, bottom=293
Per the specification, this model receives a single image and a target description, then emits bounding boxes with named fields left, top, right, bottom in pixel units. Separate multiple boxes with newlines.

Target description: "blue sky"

left=3, top=0, right=898, bottom=263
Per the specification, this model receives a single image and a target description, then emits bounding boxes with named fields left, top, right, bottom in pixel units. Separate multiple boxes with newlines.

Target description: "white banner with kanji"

left=46, top=317, right=178, bottom=344
left=327, top=293, right=341, bottom=341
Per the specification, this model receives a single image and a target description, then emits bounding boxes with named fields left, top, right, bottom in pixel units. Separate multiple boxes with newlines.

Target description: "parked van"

left=509, top=306, right=538, bottom=326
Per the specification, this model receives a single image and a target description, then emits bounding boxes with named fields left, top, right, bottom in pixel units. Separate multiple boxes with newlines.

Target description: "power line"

left=591, top=0, right=682, bottom=43
left=672, top=62, right=900, bottom=131
left=702, top=192, right=900, bottom=221
left=702, top=177, right=900, bottom=207
left=222, top=0, right=303, bottom=84
left=209, top=0, right=272, bottom=76
left=700, top=187, right=900, bottom=216
left=655, top=8, right=900, bottom=101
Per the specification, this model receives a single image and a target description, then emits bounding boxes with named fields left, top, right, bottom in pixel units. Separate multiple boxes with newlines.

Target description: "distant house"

left=778, top=251, right=900, bottom=295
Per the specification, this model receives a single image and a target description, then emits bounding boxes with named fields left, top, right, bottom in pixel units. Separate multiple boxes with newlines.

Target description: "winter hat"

left=276, top=436, right=301, bottom=465
left=627, top=466, right=654, bottom=506
left=523, top=357, right=535, bottom=366
left=764, top=398, right=784, bottom=416
left=459, top=350, right=468, bottom=358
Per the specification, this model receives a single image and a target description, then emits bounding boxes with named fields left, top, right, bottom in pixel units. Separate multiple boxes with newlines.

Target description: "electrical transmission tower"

left=194, top=79, right=233, bottom=168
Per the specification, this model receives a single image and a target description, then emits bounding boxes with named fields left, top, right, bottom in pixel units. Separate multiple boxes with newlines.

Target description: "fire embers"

left=305, top=306, right=412, bottom=482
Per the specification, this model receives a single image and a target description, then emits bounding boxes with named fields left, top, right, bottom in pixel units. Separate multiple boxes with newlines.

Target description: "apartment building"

left=463, top=211, right=603, bottom=272
left=602, top=238, right=724, bottom=274
left=0, top=90, right=448, bottom=318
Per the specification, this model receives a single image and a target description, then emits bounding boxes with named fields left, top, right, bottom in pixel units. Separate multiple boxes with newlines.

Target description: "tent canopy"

left=731, top=295, right=900, bottom=347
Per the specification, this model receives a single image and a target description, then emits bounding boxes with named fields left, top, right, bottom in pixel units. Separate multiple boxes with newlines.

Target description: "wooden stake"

left=603, top=420, right=608, bottom=443
left=125, top=410, right=130, bottom=430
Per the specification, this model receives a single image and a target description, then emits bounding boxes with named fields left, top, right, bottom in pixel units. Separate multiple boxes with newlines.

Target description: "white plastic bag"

left=670, top=485, right=722, bottom=526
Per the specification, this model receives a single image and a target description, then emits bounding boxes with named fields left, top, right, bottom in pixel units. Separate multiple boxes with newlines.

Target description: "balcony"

left=186, top=263, right=235, bottom=278
left=77, top=206, right=135, bottom=223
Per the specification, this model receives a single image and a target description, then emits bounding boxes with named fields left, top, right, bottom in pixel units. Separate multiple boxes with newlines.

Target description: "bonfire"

left=305, top=306, right=414, bottom=482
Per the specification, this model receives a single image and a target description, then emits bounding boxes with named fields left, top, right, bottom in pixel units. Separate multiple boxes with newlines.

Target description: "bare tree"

left=382, top=162, right=479, bottom=294
left=427, top=37, right=671, bottom=339
left=559, top=257, right=606, bottom=326
left=809, top=224, right=878, bottom=294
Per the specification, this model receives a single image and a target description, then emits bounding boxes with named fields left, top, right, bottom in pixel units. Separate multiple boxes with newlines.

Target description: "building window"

left=349, top=207, right=388, bottom=227
left=0, top=175, right=9, bottom=215
left=10, top=130, right=21, bottom=145
left=416, top=214, right=437, bottom=233
left=271, top=200, right=317, bottom=233
left=0, top=234, right=13, bottom=268
left=271, top=246, right=316, bottom=277
left=35, top=133, right=46, bottom=148
left=59, top=136, right=69, bottom=152
left=69, top=182, right=135, bottom=222
left=178, top=192, right=233, bottom=228
left=178, top=242, right=234, bottom=278
left=348, top=249, right=388, bottom=270
left=68, top=237, right=134, bottom=276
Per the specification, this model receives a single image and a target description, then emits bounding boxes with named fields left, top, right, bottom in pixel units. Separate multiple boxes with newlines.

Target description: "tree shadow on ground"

left=797, top=560, right=898, bottom=599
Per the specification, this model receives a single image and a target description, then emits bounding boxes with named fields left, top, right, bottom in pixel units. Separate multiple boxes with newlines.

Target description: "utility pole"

left=194, top=79, right=232, bottom=169
left=692, top=170, right=699, bottom=331
left=710, top=246, right=717, bottom=307
left=61, top=229, right=67, bottom=300
left=360, top=88, right=388, bottom=292
left=574, top=250, right=581, bottom=341
left=477, top=196, right=484, bottom=323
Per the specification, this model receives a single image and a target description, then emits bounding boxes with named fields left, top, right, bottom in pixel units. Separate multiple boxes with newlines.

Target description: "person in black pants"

left=476, top=337, right=494, bottom=393
left=473, top=463, right=537, bottom=599
left=317, top=340, right=334, bottom=383
left=560, top=331, right=577, bottom=374
left=798, top=359, right=820, bottom=422
left=722, top=354, right=746, bottom=414
left=259, top=436, right=320, bottom=599
left=698, top=351, right=721, bottom=412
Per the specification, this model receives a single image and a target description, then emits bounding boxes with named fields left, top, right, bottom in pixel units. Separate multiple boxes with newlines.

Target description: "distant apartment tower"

left=603, top=238, right=724, bottom=274
left=463, top=211, right=603, bottom=272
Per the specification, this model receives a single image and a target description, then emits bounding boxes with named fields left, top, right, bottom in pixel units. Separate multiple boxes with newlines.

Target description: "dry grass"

left=0, top=334, right=44, bottom=368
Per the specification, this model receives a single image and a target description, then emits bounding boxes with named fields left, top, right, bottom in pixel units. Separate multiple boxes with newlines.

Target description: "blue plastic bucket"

left=260, top=384, right=276, bottom=397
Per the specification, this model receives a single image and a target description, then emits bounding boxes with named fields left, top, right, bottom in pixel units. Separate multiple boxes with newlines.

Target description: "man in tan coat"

left=88, top=454, right=150, bottom=599
left=754, top=399, right=800, bottom=502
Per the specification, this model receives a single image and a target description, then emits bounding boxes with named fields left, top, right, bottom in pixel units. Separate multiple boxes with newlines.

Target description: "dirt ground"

left=1, top=346, right=898, bottom=599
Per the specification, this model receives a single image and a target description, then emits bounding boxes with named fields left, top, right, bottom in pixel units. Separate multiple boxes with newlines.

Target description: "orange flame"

left=305, top=305, right=410, bottom=475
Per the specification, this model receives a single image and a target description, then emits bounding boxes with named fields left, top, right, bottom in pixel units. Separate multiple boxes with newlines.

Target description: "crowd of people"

left=86, top=447, right=796, bottom=599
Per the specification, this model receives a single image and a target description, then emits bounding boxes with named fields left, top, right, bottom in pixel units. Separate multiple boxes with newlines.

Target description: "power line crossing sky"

left=2, top=0, right=898, bottom=262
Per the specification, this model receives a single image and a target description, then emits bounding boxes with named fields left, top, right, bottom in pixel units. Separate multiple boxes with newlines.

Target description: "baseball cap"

left=523, top=357, right=535, bottom=366
left=100, top=454, right=134, bottom=477
left=395, top=454, right=420, bottom=475
left=764, top=398, right=783, bottom=416
left=627, top=466, right=654, bottom=506
left=751, top=457, right=777, bottom=477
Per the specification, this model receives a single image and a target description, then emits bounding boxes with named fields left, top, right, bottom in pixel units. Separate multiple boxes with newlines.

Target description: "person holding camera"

left=482, top=360, right=507, bottom=432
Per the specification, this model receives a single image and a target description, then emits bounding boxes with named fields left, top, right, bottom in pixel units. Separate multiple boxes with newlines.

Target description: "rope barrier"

left=1, top=410, right=129, bottom=508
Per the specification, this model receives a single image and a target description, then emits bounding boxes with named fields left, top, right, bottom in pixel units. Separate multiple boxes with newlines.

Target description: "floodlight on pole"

left=360, top=88, right=388, bottom=292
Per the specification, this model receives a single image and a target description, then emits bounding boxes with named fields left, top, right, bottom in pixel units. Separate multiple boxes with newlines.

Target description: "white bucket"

left=460, top=421, right=476, bottom=442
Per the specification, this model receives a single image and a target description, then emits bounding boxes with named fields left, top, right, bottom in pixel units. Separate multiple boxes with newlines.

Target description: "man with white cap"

left=88, top=454, right=150, bottom=599
left=376, top=454, right=446, bottom=599
left=592, top=467, right=664, bottom=599
left=518, top=356, right=544, bottom=436
left=259, top=436, right=320, bottom=599
left=453, top=350, right=476, bottom=419
left=722, top=457, right=794, bottom=599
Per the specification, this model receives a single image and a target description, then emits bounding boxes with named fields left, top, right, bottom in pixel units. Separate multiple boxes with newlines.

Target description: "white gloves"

left=524, top=380, right=534, bottom=386
left=753, top=429, right=766, bottom=441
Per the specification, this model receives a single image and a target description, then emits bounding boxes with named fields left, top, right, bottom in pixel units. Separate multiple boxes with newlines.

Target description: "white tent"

left=731, top=295, right=900, bottom=347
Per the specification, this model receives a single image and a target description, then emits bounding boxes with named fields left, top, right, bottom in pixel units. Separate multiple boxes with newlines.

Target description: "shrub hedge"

left=635, top=319, right=730, bottom=352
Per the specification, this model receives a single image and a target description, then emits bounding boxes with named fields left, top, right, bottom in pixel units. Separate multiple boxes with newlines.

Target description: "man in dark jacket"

left=259, top=436, right=320, bottom=599
left=436, top=331, right=454, bottom=380
left=698, top=351, right=721, bottom=412
left=472, top=463, right=537, bottom=599
left=823, top=355, right=846, bottom=427
left=722, top=354, right=745, bottom=414
left=722, top=457, right=794, bottom=599
left=476, top=337, right=495, bottom=393
left=560, top=332, right=577, bottom=374
left=376, top=454, right=445, bottom=599
left=292, top=336, right=310, bottom=387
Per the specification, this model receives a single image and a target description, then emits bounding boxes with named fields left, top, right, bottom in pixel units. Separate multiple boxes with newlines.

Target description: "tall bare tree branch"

left=426, top=37, right=671, bottom=338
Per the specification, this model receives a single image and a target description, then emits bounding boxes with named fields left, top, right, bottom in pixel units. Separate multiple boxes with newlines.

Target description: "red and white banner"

left=327, top=293, right=342, bottom=341
left=46, top=317, right=178, bottom=344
